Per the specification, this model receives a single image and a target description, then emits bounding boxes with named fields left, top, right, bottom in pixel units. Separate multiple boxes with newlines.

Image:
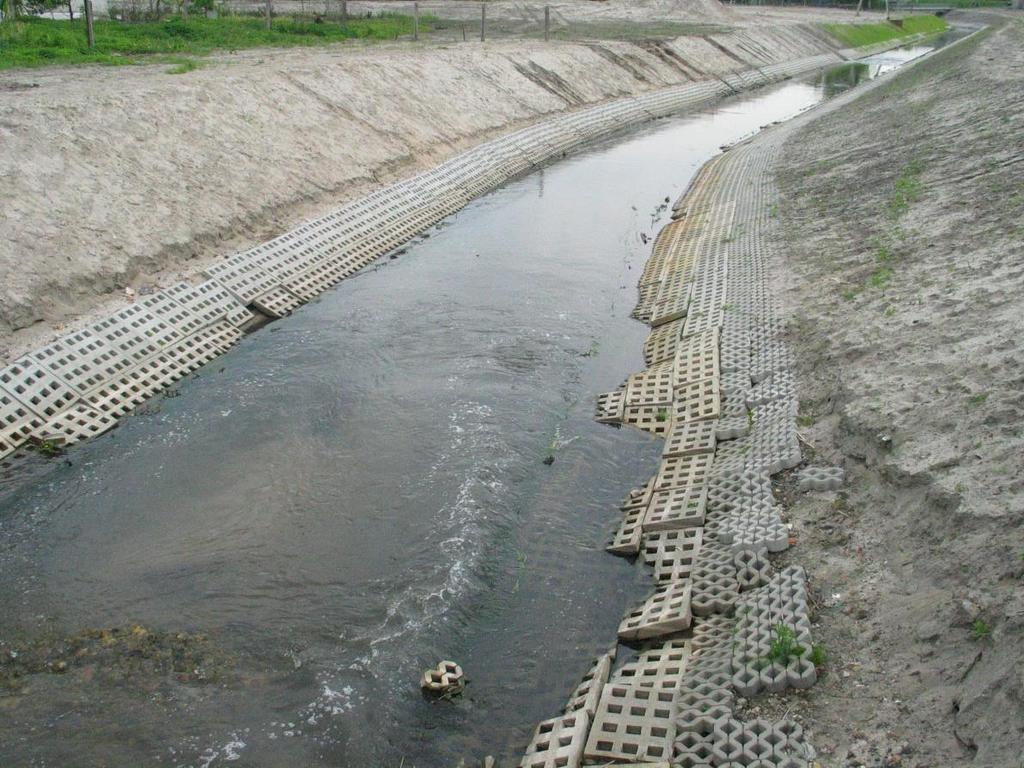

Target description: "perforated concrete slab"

left=622, top=403, right=673, bottom=436
left=641, top=527, right=703, bottom=583
left=0, top=357, right=79, bottom=419
left=520, top=711, right=590, bottom=768
left=643, top=319, right=686, bottom=367
left=164, top=280, right=254, bottom=329
left=252, top=285, right=305, bottom=318
left=662, top=419, right=717, bottom=458
left=607, top=506, right=645, bottom=557
left=565, top=649, right=614, bottom=719
left=31, top=328, right=133, bottom=396
left=584, top=682, right=676, bottom=764
left=672, top=377, right=721, bottom=424
left=624, top=363, right=675, bottom=406
left=595, top=389, right=626, bottom=423
left=39, top=403, right=116, bottom=446
left=618, top=581, right=692, bottom=641
left=0, top=386, right=45, bottom=459
left=642, top=487, right=708, bottom=532
left=653, top=453, right=713, bottom=493
left=89, top=304, right=183, bottom=364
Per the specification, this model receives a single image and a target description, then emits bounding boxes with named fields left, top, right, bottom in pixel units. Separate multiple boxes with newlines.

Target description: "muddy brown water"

left=0, top=42, right=948, bottom=768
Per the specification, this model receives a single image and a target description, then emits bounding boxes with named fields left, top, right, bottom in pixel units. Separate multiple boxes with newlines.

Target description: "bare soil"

left=771, top=13, right=1024, bottom=767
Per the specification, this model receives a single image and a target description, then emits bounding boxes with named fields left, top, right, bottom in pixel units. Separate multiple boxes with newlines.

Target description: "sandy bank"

left=0, top=8, right=864, bottom=358
left=771, top=13, right=1024, bottom=765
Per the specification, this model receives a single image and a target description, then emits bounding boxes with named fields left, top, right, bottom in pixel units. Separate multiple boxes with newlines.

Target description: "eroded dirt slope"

left=773, top=16, right=1024, bottom=767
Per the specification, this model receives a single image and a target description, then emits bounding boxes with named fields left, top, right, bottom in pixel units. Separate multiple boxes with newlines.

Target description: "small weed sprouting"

left=797, top=412, right=813, bottom=427
left=955, top=482, right=966, bottom=494
left=768, top=203, right=779, bottom=219
left=28, top=438, right=63, bottom=458
left=655, top=408, right=669, bottom=423
left=763, top=624, right=805, bottom=666
left=809, top=644, right=827, bottom=668
left=967, top=392, right=989, bottom=407
left=868, top=267, right=893, bottom=289
left=891, top=159, right=924, bottom=218
left=747, top=409, right=754, bottom=428
left=842, top=288, right=860, bottom=301
left=971, top=619, right=991, bottom=640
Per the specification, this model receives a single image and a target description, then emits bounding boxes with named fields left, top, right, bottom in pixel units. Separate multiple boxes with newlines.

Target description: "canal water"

left=0, top=42, right=944, bottom=768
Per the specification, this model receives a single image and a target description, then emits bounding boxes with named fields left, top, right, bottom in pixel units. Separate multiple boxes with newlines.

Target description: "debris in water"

left=421, top=660, right=465, bottom=698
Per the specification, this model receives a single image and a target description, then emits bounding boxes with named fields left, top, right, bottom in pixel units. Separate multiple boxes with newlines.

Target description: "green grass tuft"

left=971, top=618, right=991, bottom=640
left=824, top=16, right=948, bottom=49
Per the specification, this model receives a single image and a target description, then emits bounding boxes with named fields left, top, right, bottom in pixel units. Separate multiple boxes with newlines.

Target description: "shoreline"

left=523, top=21, right=1008, bottom=767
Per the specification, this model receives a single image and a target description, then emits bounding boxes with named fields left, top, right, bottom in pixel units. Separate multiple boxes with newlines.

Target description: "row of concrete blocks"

left=0, top=283, right=251, bottom=463
left=520, top=566, right=819, bottom=766
left=2, top=54, right=842, bottom=468
left=522, top=70, right=850, bottom=767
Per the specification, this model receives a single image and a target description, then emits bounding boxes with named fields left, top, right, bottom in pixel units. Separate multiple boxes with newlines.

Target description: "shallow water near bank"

left=0, top=41, right=946, bottom=768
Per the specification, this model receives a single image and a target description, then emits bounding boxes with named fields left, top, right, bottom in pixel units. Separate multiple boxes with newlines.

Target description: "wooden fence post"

left=84, top=0, right=95, bottom=47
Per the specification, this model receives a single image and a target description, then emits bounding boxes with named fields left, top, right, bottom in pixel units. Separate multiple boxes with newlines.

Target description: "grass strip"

left=0, top=14, right=427, bottom=70
left=824, top=15, right=948, bottom=48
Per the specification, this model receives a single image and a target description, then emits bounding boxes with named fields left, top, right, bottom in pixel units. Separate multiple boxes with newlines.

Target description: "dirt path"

left=768, top=13, right=1024, bottom=766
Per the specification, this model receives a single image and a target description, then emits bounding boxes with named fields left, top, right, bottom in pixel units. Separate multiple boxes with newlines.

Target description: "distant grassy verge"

left=0, top=14, right=427, bottom=70
left=825, top=15, right=948, bottom=48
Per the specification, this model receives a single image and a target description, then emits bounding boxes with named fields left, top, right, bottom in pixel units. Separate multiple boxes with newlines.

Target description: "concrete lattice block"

left=618, top=582, right=693, bottom=641
left=672, top=377, right=722, bottom=424
left=663, top=418, right=717, bottom=458
left=520, top=711, right=590, bottom=768
left=564, top=649, right=614, bottom=718
left=622, top=403, right=674, bottom=436
left=0, top=357, right=78, bottom=420
left=643, top=487, right=708, bottom=532
left=796, top=465, right=844, bottom=492
left=644, top=319, right=686, bottom=367
left=611, top=640, right=690, bottom=694
left=0, top=385, right=45, bottom=459
left=625, top=361, right=676, bottom=406
left=641, top=527, right=704, bottom=582
left=584, top=682, right=676, bottom=763
left=595, top=389, right=626, bottom=423
left=608, top=506, right=645, bottom=557
left=654, top=453, right=714, bottom=493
